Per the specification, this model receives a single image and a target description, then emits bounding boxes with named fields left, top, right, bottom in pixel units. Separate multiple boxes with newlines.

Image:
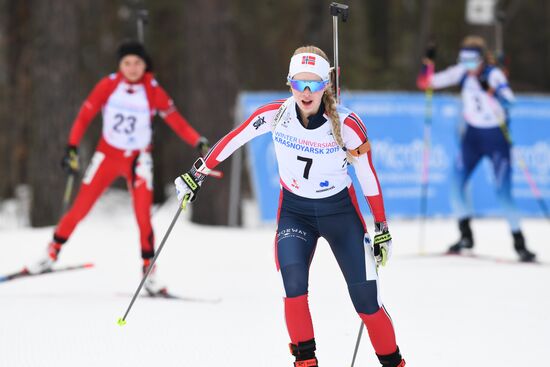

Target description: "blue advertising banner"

left=239, top=92, right=550, bottom=222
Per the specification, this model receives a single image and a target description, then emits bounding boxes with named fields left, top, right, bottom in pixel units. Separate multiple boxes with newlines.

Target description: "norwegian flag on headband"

left=301, top=55, right=316, bottom=65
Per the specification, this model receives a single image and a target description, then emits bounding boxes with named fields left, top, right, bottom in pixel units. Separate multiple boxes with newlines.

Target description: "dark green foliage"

left=0, top=0, right=548, bottom=225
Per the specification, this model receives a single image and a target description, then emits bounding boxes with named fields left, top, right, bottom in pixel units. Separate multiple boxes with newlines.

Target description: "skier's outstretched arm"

left=174, top=101, right=282, bottom=204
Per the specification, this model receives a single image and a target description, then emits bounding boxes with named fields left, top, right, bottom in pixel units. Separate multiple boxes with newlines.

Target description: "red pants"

left=55, top=141, right=155, bottom=259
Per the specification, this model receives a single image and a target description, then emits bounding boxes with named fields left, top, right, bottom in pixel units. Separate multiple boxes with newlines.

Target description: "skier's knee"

left=348, top=280, right=380, bottom=314
left=281, top=263, right=309, bottom=298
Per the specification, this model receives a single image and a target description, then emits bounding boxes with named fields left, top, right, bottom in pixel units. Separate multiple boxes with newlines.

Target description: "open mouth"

left=302, top=100, right=313, bottom=107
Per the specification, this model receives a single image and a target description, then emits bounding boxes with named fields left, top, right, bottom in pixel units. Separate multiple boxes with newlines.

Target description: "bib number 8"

left=113, top=113, right=137, bottom=134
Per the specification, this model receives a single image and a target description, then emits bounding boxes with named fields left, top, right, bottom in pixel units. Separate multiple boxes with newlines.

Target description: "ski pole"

left=418, top=86, right=433, bottom=255
left=486, top=94, right=550, bottom=221
left=117, top=201, right=184, bottom=326
left=350, top=322, right=364, bottom=367
left=498, top=123, right=550, bottom=221
left=330, top=2, right=349, bottom=104
left=61, top=173, right=75, bottom=215
left=329, top=3, right=365, bottom=363
left=136, top=9, right=148, bottom=43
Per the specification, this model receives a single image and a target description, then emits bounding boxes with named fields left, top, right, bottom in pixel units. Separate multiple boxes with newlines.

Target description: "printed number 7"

left=297, top=156, right=313, bottom=179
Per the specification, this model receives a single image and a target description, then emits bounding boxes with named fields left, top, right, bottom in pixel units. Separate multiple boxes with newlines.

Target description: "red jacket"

left=68, top=72, right=200, bottom=151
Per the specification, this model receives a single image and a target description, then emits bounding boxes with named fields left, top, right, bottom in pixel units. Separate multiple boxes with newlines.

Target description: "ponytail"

left=323, top=69, right=353, bottom=162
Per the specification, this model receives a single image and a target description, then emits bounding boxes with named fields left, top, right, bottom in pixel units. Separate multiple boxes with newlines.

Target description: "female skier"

left=417, top=35, right=536, bottom=262
left=28, top=40, right=210, bottom=294
left=175, top=46, right=405, bottom=367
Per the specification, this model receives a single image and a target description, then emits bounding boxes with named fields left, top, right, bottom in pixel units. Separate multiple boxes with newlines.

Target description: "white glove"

left=372, top=221, right=392, bottom=267
left=174, top=158, right=210, bottom=206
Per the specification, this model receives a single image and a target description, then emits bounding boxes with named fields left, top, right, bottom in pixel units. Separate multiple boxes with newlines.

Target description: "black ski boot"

left=376, top=346, right=405, bottom=367
left=448, top=218, right=474, bottom=254
left=512, top=231, right=536, bottom=262
left=290, top=338, right=318, bottom=367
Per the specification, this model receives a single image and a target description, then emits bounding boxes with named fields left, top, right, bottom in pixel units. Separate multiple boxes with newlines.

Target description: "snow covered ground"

left=1, top=189, right=549, bottom=367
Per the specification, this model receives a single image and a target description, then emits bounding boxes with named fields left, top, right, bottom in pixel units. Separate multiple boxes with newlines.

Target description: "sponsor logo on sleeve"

left=253, top=116, right=266, bottom=130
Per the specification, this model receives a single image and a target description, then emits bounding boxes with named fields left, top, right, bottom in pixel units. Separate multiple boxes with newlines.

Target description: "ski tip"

left=117, top=317, right=127, bottom=326
left=83, top=263, right=95, bottom=269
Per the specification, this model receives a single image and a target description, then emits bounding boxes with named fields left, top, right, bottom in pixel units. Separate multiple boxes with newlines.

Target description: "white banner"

left=466, top=0, right=497, bottom=25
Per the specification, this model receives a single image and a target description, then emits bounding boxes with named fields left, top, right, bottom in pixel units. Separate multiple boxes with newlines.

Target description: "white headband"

left=458, top=48, right=482, bottom=61
left=288, top=52, right=330, bottom=81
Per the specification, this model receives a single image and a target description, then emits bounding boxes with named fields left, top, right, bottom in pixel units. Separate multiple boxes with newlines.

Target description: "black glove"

left=195, top=136, right=210, bottom=157
left=425, top=43, right=437, bottom=63
left=61, top=145, right=79, bottom=174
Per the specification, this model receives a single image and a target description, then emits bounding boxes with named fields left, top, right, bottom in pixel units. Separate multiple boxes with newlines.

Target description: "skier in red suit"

left=27, top=41, right=209, bottom=295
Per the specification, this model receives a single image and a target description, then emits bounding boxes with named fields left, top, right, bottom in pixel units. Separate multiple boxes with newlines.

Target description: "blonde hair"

left=291, top=45, right=353, bottom=161
left=461, top=35, right=495, bottom=65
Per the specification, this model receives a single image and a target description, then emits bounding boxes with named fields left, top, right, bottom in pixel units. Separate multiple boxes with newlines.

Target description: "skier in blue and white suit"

left=417, top=35, right=536, bottom=262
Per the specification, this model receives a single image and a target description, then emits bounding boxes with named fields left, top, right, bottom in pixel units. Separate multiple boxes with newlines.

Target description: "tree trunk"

left=146, top=0, right=189, bottom=205
left=0, top=0, right=9, bottom=198
left=0, top=0, right=32, bottom=199
left=183, top=0, right=238, bottom=225
left=28, top=0, right=81, bottom=226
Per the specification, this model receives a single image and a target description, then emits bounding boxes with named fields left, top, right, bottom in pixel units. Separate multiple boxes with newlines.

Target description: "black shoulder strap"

left=478, top=65, right=495, bottom=92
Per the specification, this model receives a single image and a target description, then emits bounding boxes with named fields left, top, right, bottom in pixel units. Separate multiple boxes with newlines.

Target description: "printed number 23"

left=113, top=113, right=137, bottom=134
left=297, top=156, right=313, bottom=179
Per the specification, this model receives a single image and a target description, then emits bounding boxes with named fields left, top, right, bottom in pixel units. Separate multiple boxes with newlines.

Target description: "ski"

left=0, top=263, right=94, bottom=283
left=144, top=290, right=222, bottom=304
left=118, top=291, right=222, bottom=304
left=410, top=252, right=549, bottom=266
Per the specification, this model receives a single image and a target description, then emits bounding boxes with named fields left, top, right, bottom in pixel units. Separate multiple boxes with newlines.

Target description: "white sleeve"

left=489, top=68, right=515, bottom=103
left=342, top=113, right=380, bottom=196
left=204, top=101, right=281, bottom=168
left=342, top=115, right=386, bottom=222
left=431, top=64, right=466, bottom=89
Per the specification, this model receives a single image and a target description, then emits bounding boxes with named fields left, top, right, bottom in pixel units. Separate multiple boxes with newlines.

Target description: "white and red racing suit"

left=55, top=72, right=201, bottom=259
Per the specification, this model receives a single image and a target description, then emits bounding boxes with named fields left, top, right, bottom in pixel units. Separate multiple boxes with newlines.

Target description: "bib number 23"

left=113, top=113, right=137, bottom=134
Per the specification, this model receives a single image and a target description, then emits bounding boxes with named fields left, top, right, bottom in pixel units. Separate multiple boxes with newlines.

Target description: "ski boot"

left=377, top=346, right=405, bottom=367
left=143, top=259, right=168, bottom=296
left=290, top=338, right=318, bottom=367
left=448, top=218, right=474, bottom=254
left=512, top=231, right=536, bottom=262
left=26, top=240, right=62, bottom=274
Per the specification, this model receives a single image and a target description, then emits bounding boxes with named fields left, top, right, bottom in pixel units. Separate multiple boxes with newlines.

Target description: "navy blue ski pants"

left=275, top=187, right=380, bottom=315
left=453, top=124, right=520, bottom=230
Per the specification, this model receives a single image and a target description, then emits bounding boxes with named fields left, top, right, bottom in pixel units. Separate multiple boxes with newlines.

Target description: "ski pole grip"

left=330, top=2, right=349, bottom=22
